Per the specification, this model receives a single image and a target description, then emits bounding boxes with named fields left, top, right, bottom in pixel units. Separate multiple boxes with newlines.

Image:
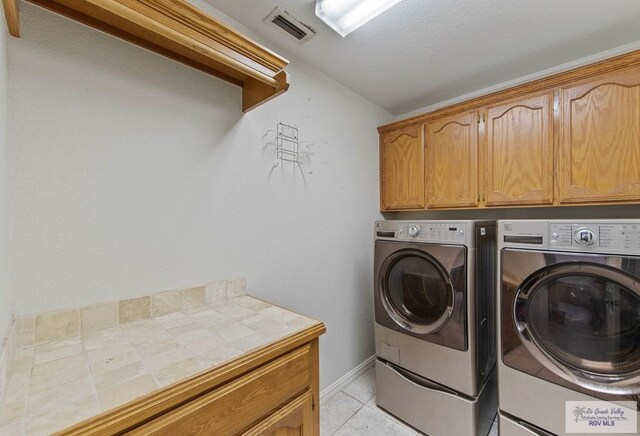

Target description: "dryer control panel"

left=550, top=222, right=640, bottom=253
left=499, top=220, right=640, bottom=255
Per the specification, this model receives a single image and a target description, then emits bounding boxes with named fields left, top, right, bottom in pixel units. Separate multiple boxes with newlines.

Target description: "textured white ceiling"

left=207, top=0, right=640, bottom=115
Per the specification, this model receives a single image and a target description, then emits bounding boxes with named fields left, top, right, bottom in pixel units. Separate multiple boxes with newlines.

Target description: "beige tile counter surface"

left=0, top=295, right=318, bottom=435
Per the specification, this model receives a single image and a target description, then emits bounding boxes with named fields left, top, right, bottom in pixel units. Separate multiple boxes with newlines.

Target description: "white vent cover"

left=264, top=7, right=316, bottom=43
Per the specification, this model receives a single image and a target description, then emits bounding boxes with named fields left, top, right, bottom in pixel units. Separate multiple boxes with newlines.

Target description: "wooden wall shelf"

left=2, top=0, right=290, bottom=112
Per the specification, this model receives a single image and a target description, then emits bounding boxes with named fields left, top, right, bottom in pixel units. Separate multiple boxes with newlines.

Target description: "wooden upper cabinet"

left=378, top=50, right=640, bottom=211
left=380, top=125, right=426, bottom=210
left=558, top=65, right=640, bottom=204
left=425, top=111, right=479, bottom=208
left=484, top=92, right=554, bottom=206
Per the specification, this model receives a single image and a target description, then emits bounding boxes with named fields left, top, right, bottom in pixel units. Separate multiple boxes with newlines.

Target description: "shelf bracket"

left=243, top=70, right=289, bottom=113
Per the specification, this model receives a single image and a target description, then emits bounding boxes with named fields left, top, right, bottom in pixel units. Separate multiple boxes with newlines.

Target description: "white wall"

left=0, top=11, right=11, bottom=339
left=9, top=3, right=391, bottom=388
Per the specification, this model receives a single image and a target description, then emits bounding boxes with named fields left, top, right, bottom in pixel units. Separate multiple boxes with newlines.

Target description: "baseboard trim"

left=320, top=355, right=375, bottom=404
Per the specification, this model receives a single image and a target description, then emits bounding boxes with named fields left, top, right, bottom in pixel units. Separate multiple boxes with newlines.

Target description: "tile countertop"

left=0, top=296, right=319, bottom=435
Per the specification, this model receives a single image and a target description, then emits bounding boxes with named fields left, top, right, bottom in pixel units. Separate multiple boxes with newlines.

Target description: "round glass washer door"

left=514, top=262, right=640, bottom=394
left=379, top=248, right=455, bottom=335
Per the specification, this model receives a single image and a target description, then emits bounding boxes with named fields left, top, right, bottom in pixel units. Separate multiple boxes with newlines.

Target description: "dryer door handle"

left=380, top=360, right=476, bottom=403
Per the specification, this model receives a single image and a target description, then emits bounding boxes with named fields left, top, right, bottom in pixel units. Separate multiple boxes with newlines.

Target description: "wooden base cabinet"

left=244, top=392, right=314, bottom=436
left=130, top=345, right=315, bottom=435
left=58, top=324, right=325, bottom=436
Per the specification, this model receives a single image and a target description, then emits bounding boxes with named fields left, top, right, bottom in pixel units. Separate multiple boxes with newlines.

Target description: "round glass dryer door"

left=379, top=249, right=454, bottom=334
left=515, top=262, right=640, bottom=394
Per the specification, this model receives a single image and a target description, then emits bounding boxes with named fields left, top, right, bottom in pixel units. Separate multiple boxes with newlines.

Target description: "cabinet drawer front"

left=242, top=391, right=313, bottom=436
left=129, top=345, right=311, bottom=435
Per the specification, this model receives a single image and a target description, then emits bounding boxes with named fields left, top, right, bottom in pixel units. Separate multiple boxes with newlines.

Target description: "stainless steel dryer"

left=498, top=220, right=640, bottom=435
left=374, top=220, right=497, bottom=436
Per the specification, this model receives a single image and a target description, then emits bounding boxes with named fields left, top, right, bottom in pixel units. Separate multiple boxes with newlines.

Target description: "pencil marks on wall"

left=262, top=123, right=315, bottom=177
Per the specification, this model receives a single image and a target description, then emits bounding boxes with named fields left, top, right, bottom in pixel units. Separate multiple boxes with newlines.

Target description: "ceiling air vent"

left=264, top=7, right=316, bottom=43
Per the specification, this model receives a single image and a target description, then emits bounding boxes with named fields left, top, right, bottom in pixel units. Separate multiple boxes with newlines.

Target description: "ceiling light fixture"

left=315, top=0, right=403, bottom=37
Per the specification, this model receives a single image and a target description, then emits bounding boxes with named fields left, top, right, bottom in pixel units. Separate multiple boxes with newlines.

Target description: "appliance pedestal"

left=376, top=358, right=496, bottom=436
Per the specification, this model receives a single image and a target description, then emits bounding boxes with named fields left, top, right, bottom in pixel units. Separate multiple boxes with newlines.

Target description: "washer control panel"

left=375, top=221, right=484, bottom=246
left=397, top=222, right=466, bottom=243
left=550, top=222, right=640, bottom=253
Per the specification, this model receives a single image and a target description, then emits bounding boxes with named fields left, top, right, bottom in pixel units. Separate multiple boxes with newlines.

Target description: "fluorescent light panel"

left=315, top=0, right=403, bottom=37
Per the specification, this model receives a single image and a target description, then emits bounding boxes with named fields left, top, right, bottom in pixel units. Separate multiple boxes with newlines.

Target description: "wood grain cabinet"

left=130, top=345, right=315, bottom=435
left=425, top=111, right=479, bottom=208
left=557, top=65, right=640, bottom=204
left=380, top=125, right=426, bottom=210
left=378, top=50, right=640, bottom=211
left=58, top=324, right=325, bottom=436
left=244, top=392, right=314, bottom=436
left=484, top=92, right=554, bottom=206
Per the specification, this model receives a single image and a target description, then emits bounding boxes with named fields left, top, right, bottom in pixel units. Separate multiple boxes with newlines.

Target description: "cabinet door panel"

left=558, top=66, right=640, bottom=203
left=380, top=125, right=425, bottom=210
left=426, top=112, right=478, bottom=208
left=485, top=93, right=554, bottom=206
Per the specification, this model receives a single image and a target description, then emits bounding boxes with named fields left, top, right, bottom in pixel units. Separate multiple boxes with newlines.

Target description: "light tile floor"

left=321, top=367, right=499, bottom=436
